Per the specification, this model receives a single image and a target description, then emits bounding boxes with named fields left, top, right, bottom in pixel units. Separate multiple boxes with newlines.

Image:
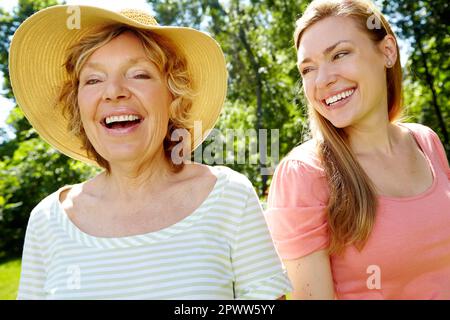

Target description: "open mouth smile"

left=101, top=114, right=143, bottom=134
left=322, top=87, right=356, bottom=109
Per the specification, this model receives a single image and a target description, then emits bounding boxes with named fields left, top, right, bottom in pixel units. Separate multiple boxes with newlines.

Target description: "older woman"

left=10, top=5, right=291, bottom=299
left=264, top=0, right=450, bottom=299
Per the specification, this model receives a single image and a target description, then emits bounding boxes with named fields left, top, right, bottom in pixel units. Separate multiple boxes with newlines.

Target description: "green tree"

left=0, top=0, right=99, bottom=259
left=150, top=0, right=308, bottom=196
left=382, top=0, right=450, bottom=155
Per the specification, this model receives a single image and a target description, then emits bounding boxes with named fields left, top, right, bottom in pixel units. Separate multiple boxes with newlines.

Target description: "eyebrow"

left=298, top=40, right=354, bottom=66
left=83, top=57, right=152, bottom=71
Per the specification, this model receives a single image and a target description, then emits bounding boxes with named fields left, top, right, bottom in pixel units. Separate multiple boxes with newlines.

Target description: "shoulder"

left=180, top=163, right=252, bottom=190
left=275, top=139, right=325, bottom=180
left=205, top=166, right=263, bottom=227
left=211, top=165, right=255, bottom=193
left=268, top=140, right=329, bottom=208
left=398, top=122, right=440, bottom=148
left=398, top=122, right=448, bottom=168
left=398, top=121, right=433, bottom=133
left=27, top=186, right=69, bottom=230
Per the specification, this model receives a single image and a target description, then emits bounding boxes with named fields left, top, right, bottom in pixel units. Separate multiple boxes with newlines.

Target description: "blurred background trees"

left=0, top=0, right=100, bottom=259
left=0, top=0, right=448, bottom=260
left=382, top=0, right=449, bottom=151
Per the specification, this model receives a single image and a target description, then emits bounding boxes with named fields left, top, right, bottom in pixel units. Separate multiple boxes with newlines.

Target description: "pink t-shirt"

left=265, top=123, right=450, bottom=299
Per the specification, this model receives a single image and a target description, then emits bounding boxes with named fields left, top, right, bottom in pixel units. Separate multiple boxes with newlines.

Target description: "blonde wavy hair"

left=58, top=24, right=195, bottom=172
left=294, top=0, right=403, bottom=255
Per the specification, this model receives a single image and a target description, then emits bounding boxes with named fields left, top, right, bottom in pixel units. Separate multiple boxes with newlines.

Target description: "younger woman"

left=265, top=0, right=450, bottom=299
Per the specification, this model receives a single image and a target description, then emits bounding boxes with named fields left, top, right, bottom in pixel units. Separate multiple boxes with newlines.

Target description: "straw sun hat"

left=9, top=5, right=227, bottom=166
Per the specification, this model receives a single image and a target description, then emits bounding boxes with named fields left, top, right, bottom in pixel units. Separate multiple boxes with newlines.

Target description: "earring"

left=386, top=60, right=392, bottom=67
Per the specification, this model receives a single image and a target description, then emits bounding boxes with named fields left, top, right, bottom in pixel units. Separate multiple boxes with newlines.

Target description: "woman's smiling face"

left=77, top=31, right=172, bottom=165
left=297, top=16, right=392, bottom=129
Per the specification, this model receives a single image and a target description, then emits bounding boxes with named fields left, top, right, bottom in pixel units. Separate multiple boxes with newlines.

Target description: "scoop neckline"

left=377, top=123, right=437, bottom=202
left=55, top=165, right=227, bottom=248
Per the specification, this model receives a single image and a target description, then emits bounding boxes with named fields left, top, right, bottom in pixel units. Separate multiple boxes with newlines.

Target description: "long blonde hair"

left=294, top=0, right=403, bottom=255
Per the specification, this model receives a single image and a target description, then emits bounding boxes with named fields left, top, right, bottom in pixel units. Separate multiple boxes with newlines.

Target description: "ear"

left=378, top=34, right=398, bottom=68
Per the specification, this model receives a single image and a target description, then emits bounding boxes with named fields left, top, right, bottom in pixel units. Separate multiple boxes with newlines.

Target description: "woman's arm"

left=283, top=249, right=335, bottom=300
left=228, top=172, right=292, bottom=300
left=17, top=210, right=46, bottom=299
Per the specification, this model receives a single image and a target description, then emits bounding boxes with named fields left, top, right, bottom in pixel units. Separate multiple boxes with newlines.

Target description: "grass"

left=0, top=258, right=21, bottom=300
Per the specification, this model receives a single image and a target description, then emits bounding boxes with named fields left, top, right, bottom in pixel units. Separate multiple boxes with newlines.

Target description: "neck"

left=345, top=119, right=399, bottom=156
left=99, top=148, right=175, bottom=201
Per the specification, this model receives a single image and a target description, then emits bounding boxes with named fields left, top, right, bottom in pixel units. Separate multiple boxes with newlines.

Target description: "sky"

left=0, top=0, right=411, bottom=137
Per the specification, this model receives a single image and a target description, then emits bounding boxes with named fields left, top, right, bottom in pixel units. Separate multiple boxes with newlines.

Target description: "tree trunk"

left=411, top=12, right=449, bottom=147
left=416, top=37, right=448, bottom=146
left=237, top=25, right=267, bottom=197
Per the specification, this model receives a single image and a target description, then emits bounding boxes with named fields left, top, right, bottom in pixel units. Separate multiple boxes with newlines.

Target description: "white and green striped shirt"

left=18, top=166, right=291, bottom=300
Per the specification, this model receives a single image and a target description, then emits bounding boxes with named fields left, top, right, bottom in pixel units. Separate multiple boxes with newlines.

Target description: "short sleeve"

left=264, top=155, right=330, bottom=260
left=17, top=209, right=46, bottom=299
left=401, top=122, right=450, bottom=179
left=230, top=179, right=292, bottom=299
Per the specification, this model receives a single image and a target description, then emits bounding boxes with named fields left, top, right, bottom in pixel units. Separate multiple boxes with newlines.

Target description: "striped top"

left=18, top=166, right=291, bottom=300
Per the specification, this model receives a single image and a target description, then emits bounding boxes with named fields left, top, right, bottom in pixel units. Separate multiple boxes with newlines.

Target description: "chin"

left=321, top=115, right=351, bottom=129
left=99, top=149, right=142, bottom=163
left=329, top=121, right=350, bottom=129
left=324, top=111, right=359, bottom=129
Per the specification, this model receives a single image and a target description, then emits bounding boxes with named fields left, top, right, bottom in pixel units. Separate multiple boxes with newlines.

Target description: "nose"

left=102, top=77, right=131, bottom=102
left=315, top=64, right=337, bottom=90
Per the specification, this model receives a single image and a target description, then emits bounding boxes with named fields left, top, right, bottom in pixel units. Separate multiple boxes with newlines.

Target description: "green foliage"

left=0, top=0, right=99, bottom=260
left=0, top=129, right=99, bottom=258
left=382, top=0, right=450, bottom=156
left=150, top=0, right=308, bottom=196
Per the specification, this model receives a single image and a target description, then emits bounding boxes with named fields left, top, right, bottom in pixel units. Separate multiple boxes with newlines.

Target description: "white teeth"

left=105, top=114, right=140, bottom=125
left=325, top=89, right=354, bottom=105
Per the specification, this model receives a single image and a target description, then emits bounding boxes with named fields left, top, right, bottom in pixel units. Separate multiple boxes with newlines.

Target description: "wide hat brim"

left=9, top=5, right=227, bottom=166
